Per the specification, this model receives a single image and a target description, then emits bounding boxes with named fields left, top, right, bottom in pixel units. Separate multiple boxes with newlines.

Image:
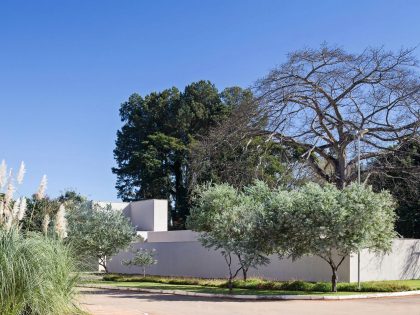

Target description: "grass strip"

left=95, top=274, right=420, bottom=294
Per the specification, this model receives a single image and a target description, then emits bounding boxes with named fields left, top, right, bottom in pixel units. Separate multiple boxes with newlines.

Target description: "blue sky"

left=1, top=0, right=419, bottom=201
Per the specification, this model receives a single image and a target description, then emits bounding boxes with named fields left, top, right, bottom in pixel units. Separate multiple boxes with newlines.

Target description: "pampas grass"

left=0, top=160, right=79, bottom=315
left=0, top=228, right=80, bottom=315
left=16, top=162, right=26, bottom=185
left=0, top=160, right=7, bottom=189
left=42, top=214, right=50, bottom=236
left=36, top=175, right=47, bottom=201
left=55, top=204, right=67, bottom=239
left=4, top=181, right=15, bottom=208
left=18, top=197, right=26, bottom=221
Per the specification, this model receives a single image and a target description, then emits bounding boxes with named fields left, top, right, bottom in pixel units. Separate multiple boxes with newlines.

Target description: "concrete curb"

left=79, top=284, right=420, bottom=300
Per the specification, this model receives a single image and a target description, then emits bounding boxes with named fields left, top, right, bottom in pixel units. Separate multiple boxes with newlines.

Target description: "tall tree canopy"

left=113, top=81, right=241, bottom=227
left=369, top=137, right=419, bottom=238
left=190, top=87, right=302, bottom=190
left=255, top=45, right=420, bottom=189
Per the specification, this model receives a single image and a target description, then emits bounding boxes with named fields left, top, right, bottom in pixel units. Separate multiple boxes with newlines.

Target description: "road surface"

left=78, top=287, right=420, bottom=315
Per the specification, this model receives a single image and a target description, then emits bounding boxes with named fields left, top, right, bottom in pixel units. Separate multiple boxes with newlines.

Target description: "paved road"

left=78, top=287, right=420, bottom=315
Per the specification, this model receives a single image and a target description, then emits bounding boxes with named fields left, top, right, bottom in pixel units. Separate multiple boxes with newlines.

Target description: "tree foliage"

left=113, top=81, right=232, bottom=227
left=275, top=183, right=397, bottom=292
left=67, top=203, right=136, bottom=272
left=123, top=248, right=158, bottom=277
left=190, top=89, right=302, bottom=190
left=369, top=137, right=420, bottom=238
left=188, top=181, right=397, bottom=292
left=21, top=190, right=86, bottom=233
left=187, top=183, right=269, bottom=288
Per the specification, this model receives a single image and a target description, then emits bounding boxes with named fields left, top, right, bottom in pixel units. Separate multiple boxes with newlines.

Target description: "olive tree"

left=187, top=183, right=269, bottom=290
left=276, top=183, right=397, bottom=292
left=67, top=203, right=137, bottom=272
left=123, top=248, right=158, bottom=277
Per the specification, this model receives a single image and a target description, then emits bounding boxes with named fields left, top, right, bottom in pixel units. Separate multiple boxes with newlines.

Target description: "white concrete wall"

left=101, top=198, right=420, bottom=282
left=349, top=239, right=420, bottom=282
left=152, top=200, right=168, bottom=232
left=147, top=230, right=199, bottom=243
left=128, top=200, right=168, bottom=232
left=95, top=199, right=168, bottom=233
left=107, top=231, right=351, bottom=282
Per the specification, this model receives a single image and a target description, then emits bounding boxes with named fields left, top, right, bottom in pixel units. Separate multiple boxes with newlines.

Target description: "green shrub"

left=0, top=228, right=80, bottom=315
left=281, top=280, right=314, bottom=291
left=101, top=274, right=416, bottom=293
left=103, top=274, right=121, bottom=281
left=337, top=282, right=411, bottom=292
left=230, top=279, right=283, bottom=290
left=311, top=282, right=332, bottom=292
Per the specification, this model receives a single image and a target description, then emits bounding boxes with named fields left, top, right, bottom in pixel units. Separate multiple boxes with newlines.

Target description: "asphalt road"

left=78, top=287, right=420, bottom=315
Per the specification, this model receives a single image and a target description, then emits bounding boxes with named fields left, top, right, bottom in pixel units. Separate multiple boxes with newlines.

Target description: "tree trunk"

left=101, top=263, right=108, bottom=273
left=143, top=267, right=146, bottom=277
left=331, top=267, right=338, bottom=292
left=228, top=277, right=233, bottom=293
left=242, top=267, right=248, bottom=281
left=173, top=158, right=187, bottom=225
left=336, top=150, right=347, bottom=190
left=99, top=257, right=108, bottom=273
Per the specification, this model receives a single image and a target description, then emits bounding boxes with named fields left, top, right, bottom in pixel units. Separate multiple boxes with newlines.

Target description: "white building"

left=103, top=199, right=420, bottom=282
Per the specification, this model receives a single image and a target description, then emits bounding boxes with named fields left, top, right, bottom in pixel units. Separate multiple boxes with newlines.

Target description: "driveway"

left=78, top=287, right=420, bottom=315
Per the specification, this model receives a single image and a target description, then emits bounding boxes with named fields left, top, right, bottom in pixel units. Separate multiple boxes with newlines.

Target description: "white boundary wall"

left=349, top=239, right=420, bottom=282
left=105, top=199, right=420, bottom=282
left=107, top=231, right=351, bottom=282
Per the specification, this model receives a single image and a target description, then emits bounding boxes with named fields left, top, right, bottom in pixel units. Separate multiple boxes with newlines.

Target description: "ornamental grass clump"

left=0, top=228, right=79, bottom=314
left=0, top=160, right=80, bottom=315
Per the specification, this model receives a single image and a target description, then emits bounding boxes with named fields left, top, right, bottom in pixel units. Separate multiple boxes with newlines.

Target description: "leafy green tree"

left=21, top=196, right=56, bottom=233
left=67, top=203, right=136, bottom=272
left=187, top=181, right=397, bottom=292
left=369, top=138, right=420, bottom=238
left=113, top=81, right=235, bottom=227
left=21, top=190, right=86, bottom=233
left=123, top=248, right=158, bottom=277
left=58, top=190, right=87, bottom=207
left=189, top=87, right=304, bottom=191
left=187, top=183, right=269, bottom=289
left=275, top=183, right=397, bottom=292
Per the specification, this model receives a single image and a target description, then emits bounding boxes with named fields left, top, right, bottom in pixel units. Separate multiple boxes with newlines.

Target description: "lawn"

left=85, top=280, right=355, bottom=296
left=83, top=274, right=420, bottom=296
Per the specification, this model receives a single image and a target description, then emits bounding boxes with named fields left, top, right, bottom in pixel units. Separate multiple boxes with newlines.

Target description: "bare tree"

left=256, top=45, right=420, bottom=188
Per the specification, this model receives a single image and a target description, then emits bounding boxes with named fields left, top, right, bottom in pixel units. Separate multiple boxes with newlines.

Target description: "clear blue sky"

left=1, top=0, right=419, bottom=201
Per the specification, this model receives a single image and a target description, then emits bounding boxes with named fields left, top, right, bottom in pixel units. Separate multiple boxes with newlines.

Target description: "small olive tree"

left=67, top=203, right=137, bottom=272
left=276, top=183, right=397, bottom=292
left=187, top=183, right=269, bottom=290
left=123, top=248, right=158, bottom=277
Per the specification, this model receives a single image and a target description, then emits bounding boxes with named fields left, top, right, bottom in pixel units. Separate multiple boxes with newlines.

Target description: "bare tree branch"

left=255, top=45, right=420, bottom=188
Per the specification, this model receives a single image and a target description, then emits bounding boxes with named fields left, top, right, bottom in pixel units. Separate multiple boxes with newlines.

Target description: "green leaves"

left=187, top=182, right=272, bottom=281
left=0, top=228, right=80, bottom=314
left=66, top=203, right=136, bottom=272
left=369, top=138, right=420, bottom=238
left=123, top=248, right=157, bottom=276
left=188, top=181, right=397, bottom=289
left=113, top=81, right=233, bottom=226
left=274, top=183, right=397, bottom=260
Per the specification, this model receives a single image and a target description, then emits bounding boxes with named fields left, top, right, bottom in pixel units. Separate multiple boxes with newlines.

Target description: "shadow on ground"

left=78, top=288, right=283, bottom=303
